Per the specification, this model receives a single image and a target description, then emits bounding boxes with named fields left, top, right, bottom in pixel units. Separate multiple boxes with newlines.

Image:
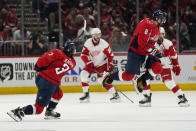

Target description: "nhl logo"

left=0, top=63, right=13, bottom=82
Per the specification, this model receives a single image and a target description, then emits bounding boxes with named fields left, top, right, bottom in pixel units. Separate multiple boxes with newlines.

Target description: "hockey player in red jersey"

left=79, top=28, right=120, bottom=102
left=102, top=10, right=167, bottom=91
left=7, top=41, right=76, bottom=122
left=137, top=27, right=189, bottom=107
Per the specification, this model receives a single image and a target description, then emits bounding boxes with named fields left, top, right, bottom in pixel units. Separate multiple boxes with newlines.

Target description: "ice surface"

left=1, top=91, right=196, bottom=131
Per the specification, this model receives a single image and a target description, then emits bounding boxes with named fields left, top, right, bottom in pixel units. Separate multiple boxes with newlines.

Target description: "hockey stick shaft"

left=113, top=86, right=134, bottom=103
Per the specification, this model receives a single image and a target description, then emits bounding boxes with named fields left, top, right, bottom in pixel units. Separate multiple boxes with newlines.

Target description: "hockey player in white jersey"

left=79, top=28, right=120, bottom=102
left=138, top=27, right=189, bottom=107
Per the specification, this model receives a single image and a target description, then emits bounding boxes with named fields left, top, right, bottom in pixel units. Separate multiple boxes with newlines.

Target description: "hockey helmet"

left=63, top=40, right=76, bottom=57
left=152, top=9, right=167, bottom=25
left=91, top=28, right=101, bottom=36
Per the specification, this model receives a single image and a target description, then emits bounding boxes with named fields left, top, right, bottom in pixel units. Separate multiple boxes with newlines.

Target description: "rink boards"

left=0, top=53, right=196, bottom=94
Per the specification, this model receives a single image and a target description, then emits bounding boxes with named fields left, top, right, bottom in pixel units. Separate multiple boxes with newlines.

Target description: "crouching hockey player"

left=79, top=28, right=120, bottom=103
left=7, top=41, right=76, bottom=122
left=136, top=27, right=189, bottom=107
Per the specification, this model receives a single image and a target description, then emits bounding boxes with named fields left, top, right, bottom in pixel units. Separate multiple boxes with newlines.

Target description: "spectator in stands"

left=13, top=26, right=31, bottom=42
left=0, top=8, right=18, bottom=31
left=27, top=33, right=47, bottom=56
left=47, top=0, right=59, bottom=30
left=0, top=25, right=12, bottom=56
left=12, top=26, right=31, bottom=55
left=32, top=0, right=48, bottom=22
left=0, top=25, right=12, bottom=41
left=75, top=18, right=93, bottom=51
left=109, top=27, right=127, bottom=52
left=173, top=20, right=191, bottom=50
left=0, top=0, right=7, bottom=10
left=101, top=21, right=111, bottom=42
left=100, top=5, right=111, bottom=22
left=63, top=8, right=81, bottom=41
left=82, top=7, right=95, bottom=21
left=187, top=9, right=196, bottom=46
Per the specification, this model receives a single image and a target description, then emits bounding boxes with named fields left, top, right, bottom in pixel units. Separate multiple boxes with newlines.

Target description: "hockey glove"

left=172, top=65, right=181, bottom=76
left=85, top=62, right=95, bottom=74
left=34, top=64, right=47, bottom=72
left=107, top=63, right=114, bottom=73
left=148, top=48, right=158, bottom=56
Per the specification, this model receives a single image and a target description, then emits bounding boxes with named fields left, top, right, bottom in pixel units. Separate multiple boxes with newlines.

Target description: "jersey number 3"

left=55, top=63, right=70, bottom=75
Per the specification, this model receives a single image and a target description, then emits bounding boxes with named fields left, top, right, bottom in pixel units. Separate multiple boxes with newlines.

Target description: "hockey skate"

left=79, top=92, right=90, bottom=103
left=44, top=110, right=61, bottom=119
left=136, top=76, right=147, bottom=93
left=178, top=94, right=190, bottom=107
left=110, top=92, right=121, bottom=102
left=102, top=72, right=113, bottom=88
left=7, top=107, right=24, bottom=122
left=139, top=93, right=152, bottom=107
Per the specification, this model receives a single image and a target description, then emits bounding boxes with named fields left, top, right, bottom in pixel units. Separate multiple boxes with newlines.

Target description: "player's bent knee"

left=164, top=80, right=176, bottom=89
left=97, top=77, right=103, bottom=85
left=151, top=62, right=163, bottom=74
left=34, top=102, right=44, bottom=114
left=80, top=70, right=90, bottom=82
left=52, top=89, right=63, bottom=101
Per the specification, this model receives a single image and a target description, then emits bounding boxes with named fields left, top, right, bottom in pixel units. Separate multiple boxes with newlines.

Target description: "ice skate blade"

left=44, top=116, right=60, bottom=120
left=178, top=103, right=190, bottom=107
left=139, top=103, right=151, bottom=107
left=7, top=111, right=21, bottom=122
left=80, top=99, right=90, bottom=103
left=110, top=99, right=121, bottom=103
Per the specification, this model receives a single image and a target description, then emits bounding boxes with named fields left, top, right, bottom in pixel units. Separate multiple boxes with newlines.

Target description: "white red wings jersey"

left=81, top=38, right=113, bottom=67
left=155, top=38, right=179, bottom=69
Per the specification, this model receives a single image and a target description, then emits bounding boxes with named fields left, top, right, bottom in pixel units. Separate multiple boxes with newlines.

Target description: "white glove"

left=148, top=48, right=158, bottom=56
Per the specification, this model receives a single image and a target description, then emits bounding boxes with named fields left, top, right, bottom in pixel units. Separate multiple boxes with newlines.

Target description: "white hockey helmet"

left=160, top=27, right=165, bottom=36
left=91, top=28, right=101, bottom=35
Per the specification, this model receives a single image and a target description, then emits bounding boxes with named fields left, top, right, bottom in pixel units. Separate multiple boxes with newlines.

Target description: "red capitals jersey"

left=129, top=18, right=160, bottom=55
left=36, top=49, right=76, bottom=85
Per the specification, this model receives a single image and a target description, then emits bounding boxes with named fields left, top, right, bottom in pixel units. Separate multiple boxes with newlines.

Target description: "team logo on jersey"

left=0, top=63, right=13, bottom=82
left=90, top=50, right=101, bottom=57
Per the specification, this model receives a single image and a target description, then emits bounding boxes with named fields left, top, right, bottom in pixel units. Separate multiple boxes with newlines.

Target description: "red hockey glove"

left=85, top=62, right=95, bottom=74
left=172, top=65, right=181, bottom=76
left=107, top=63, right=114, bottom=73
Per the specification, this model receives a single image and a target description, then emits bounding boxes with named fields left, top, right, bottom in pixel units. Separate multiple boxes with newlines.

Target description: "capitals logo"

left=0, top=63, right=13, bottom=82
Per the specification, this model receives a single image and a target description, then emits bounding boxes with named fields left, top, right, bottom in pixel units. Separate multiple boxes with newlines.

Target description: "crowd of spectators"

left=0, top=0, right=48, bottom=56
left=41, top=0, right=196, bottom=52
left=0, top=0, right=196, bottom=56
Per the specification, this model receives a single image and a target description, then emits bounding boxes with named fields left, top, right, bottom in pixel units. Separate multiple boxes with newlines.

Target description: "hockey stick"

left=113, top=86, right=134, bottom=103
left=105, top=58, right=134, bottom=103
left=77, top=15, right=87, bottom=38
